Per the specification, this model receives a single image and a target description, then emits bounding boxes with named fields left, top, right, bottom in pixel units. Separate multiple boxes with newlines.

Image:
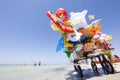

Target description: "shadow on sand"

left=65, top=67, right=120, bottom=80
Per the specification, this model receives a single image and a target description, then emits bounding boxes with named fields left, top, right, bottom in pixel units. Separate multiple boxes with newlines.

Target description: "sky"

left=0, top=0, right=120, bottom=64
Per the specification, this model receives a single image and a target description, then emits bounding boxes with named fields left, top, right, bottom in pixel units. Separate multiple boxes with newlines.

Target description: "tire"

left=77, top=65, right=83, bottom=77
left=101, top=60, right=114, bottom=74
left=91, top=61, right=99, bottom=74
left=74, top=65, right=77, bottom=71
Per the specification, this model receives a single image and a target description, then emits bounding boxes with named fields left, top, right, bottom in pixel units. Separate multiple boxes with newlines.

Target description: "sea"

left=0, top=64, right=74, bottom=80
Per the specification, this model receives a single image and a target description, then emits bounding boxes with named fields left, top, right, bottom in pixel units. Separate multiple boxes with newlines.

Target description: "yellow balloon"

left=95, top=26, right=102, bottom=31
left=64, top=21, right=72, bottom=26
left=87, top=27, right=94, bottom=34
left=63, top=34, right=83, bottom=47
left=51, top=23, right=60, bottom=31
left=76, top=44, right=82, bottom=46
left=63, top=35, right=73, bottom=47
left=88, top=15, right=95, bottom=20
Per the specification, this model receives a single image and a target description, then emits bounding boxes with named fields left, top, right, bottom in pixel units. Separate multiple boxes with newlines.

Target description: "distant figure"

left=34, top=62, right=37, bottom=66
left=38, top=61, right=41, bottom=66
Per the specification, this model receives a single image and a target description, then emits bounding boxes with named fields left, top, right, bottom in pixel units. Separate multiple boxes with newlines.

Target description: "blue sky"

left=0, top=0, right=120, bottom=64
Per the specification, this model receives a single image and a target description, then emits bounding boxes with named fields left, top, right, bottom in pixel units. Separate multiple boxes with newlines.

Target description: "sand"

left=0, top=63, right=120, bottom=80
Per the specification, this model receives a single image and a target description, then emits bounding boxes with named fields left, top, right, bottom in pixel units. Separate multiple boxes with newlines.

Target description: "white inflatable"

left=66, top=30, right=82, bottom=41
left=70, top=10, right=88, bottom=30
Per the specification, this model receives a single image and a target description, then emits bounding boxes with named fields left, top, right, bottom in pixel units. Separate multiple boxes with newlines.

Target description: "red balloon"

left=46, top=10, right=74, bottom=33
left=56, top=8, right=68, bottom=22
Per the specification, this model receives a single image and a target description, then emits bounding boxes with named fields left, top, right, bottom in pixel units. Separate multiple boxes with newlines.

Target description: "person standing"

left=38, top=61, right=41, bottom=66
left=34, top=62, right=37, bottom=66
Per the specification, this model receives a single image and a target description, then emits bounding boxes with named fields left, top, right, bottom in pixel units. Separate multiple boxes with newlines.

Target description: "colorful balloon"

left=56, top=37, right=64, bottom=52
left=77, top=28, right=86, bottom=35
left=69, top=10, right=88, bottom=30
left=63, top=35, right=73, bottom=47
left=56, top=8, right=68, bottom=22
left=46, top=8, right=114, bottom=60
left=51, top=23, right=59, bottom=31
left=66, top=31, right=82, bottom=42
left=46, top=11, right=74, bottom=33
left=88, top=15, right=95, bottom=21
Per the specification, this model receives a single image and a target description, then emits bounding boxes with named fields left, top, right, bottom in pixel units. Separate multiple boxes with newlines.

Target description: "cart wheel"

left=101, top=60, right=114, bottom=74
left=91, top=61, right=99, bottom=74
left=77, top=65, right=83, bottom=77
left=74, top=65, right=77, bottom=71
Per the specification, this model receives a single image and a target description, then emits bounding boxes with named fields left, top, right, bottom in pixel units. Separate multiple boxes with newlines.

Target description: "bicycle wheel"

left=77, top=65, right=83, bottom=77
left=74, top=65, right=77, bottom=71
left=101, top=60, right=114, bottom=74
left=91, top=61, right=99, bottom=74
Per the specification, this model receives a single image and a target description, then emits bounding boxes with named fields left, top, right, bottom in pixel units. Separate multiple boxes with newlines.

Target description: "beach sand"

left=0, top=63, right=120, bottom=80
